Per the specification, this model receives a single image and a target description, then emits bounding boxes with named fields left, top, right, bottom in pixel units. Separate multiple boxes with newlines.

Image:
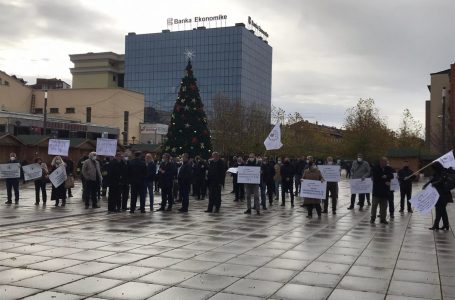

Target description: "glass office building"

left=124, top=24, right=272, bottom=123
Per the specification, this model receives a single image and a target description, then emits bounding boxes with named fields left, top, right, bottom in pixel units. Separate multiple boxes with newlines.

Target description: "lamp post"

left=43, top=89, right=48, bottom=136
left=442, top=87, right=447, bottom=153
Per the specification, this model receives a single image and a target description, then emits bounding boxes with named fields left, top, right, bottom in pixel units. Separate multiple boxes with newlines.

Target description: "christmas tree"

left=163, top=59, right=213, bottom=158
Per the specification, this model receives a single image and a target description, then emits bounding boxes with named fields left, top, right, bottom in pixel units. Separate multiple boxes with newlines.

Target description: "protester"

left=261, top=157, right=275, bottom=209
left=120, top=153, right=130, bottom=211
left=425, top=162, right=452, bottom=230
left=128, top=151, right=147, bottom=213
left=244, top=153, right=261, bottom=215
left=194, top=156, right=207, bottom=200
left=302, top=160, right=324, bottom=218
left=107, top=152, right=123, bottom=213
left=274, top=158, right=282, bottom=200
left=145, top=153, right=156, bottom=211
left=294, top=156, right=306, bottom=196
left=81, top=152, right=102, bottom=209
left=76, top=152, right=89, bottom=202
left=234, top=157, right=245, bottom=201
left=370, top=157, right=394, bottom=224
left=100, top=157, right=110, bottom=197
left=157, top=153, right=176, bottom=211
left=63, top=157, right=74, bottom=198
left=34, top=157, right=48, bottom=206
left=172, top=156, right=181, bottom=203
left=205, top=152, right=225, bottom=213
left=388, top=160, right=396, bottom=219
left=348, top=153, right=370, bottom=210
left=4, top=152, right=20, bottom=205
left=323, top=156, right=338, bottom=214
left=178, top=153, right=193, bottom=212
left=280, top=157, right=295, bottom=207
left=50, top=156, right=67, bottom=207
left=398, top=160, right=415, bottom=213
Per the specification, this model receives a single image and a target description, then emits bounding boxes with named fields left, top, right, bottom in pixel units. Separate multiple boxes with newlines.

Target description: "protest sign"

left=0, top=163, right=21, bottom=179
left=227, top=167, right=238, bottom=174
left=350, top=178, right=373, bottom=194
left=48, top=139, right=70, bottom=156
left=237, top=166, right=260, bottom=184
left=410, top=185, right=439, bottom=214
left=318, top=165, right=341, bottom=182
left=300, top=179, right=327, bottom=199
left=96, top=138, right=118, bottom=157
left=49, top=165, right=67, bottom=188
left=390, top=173, right=399, bottom=192
left=22, top=164, right=43, bottom=181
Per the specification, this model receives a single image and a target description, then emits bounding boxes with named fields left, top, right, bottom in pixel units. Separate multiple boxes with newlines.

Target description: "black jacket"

left=397, top=166, right=415, bottom=189
left=146, top=161, right=156, bottom=183
left=159, top=161, right=177, bottom=187
left=294, top=159, right=306, bottom=177
left=128, top=158, right=147, bottom=186
left=108, top=159, right=122, bottom=187
left=372, top=165, right=394, bottom=198
left=178, top=161, right=193, bottom=186
left=262, top=161, right=275, bottom=183
left=280, top=162, right=294, bottom=184
left=207, top=159, right=226, bottom=186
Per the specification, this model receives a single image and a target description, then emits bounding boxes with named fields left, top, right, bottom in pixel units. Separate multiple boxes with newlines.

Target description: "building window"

left=50, top=108, right=59, bottom=113
left=86, top=107, right=92, bottom=123
left=66, top=107, right=75, bottom=114
left=113, top=75, right=116, bottom=81
left=34, top=108, right=43, bottom=114
left=4, top=81, right=9, bottom=86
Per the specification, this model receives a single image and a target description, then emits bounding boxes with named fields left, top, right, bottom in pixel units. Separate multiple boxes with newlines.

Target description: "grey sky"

left=1, top=0, right=454, bottom=129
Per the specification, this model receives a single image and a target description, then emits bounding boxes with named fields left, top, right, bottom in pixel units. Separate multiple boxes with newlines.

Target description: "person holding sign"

left=323, top=156, right=338, bottom=214
left=397, top=160, right=415, bottom=213
left=4, top=153, right=21, bottom=205
left=243, top=153, right=261, bottom=215
left=33, top=158, right=48, bottom=205
left=280, top=157, right=295, bottom=207
left=370, top=157, right=394, bottom=224
left=82, top=152, right=103, bottom=209
left=50, top=156, right=67, bottom=207
left=425, top=162, right=452, bottom=230
left=348, top=154, right=370, bottom=211
left=302, top=161, right=324, bottom=218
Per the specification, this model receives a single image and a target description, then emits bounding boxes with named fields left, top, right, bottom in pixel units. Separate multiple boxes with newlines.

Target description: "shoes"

left=322, top=210, right=328, bottom=214
left=156, top=207, right=165, bottom=211
left=256, top=210, right=260, bottom=215
left=55, top=202, right=59, bottom=207
left=93, top=205, right=100, bottom=208
left=280, top=203, right=285, bottom=207
left=166, top=207, right=172, bottom=211
left=370, top=219, right=375, bottom=224
left=291, top=203, right=294, bottom=208
left=234, top=199, right=239, bottom=202
left=35, top=201, right=39, bottom=205
left=129, top=210, right=135, bottom=214
left=262, top=206, right=267, bottom=210
left=85, top=205, right=89, bottom=209
left=390, top=215, right=394, bottom=219
left=43, top=201, right=46, bottom=206
left=428, top=226, right=439, bottom=230
left=332, top=211, right=336, bottom=215
left=306, top=215, right=312, bottom=219
left=399, top=209, right=404, bottom=213
left=61, top=201, right=66, bottom=207
left=214, top=208, right=220, bottom=213
left=15, top=201, right=19, bottom=204
left=408, top=209, right=413, bottom=213
left=367, top=201, right=371, bottom=206
left=178, top=208, right=188, bottom=213
left=269, top=202, right=273, bottom=206
left=140, top=210, right=146, bottom=213
left=441, top=225, right=450, bottom=230
left=380, top=220, right=389, bottom=224
left=347, top=206, right=354, bottom=210
left=359, top=207, right=363, bottom=211
left=68, top=194, right=73, bottom=198
left=204, top=210, right=212, bottom=213
left=244, top=209, right=251, bottom=214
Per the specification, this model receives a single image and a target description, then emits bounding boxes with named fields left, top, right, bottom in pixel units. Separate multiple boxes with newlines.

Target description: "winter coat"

left=82, top=159, right=103, bottom=182
left=178, top=161, right=193, bottom=186
left=350, top=160, right=371, bottom=179
left=302, top=168, right=323, bottom=205
left=372, top=165, right=394, bottom=198
left=128, top=158, right=147, bottom=186
left=280, top=162, right=294, bottom=185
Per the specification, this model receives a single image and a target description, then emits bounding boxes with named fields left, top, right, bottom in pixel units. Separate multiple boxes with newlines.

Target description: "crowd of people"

left=2, top=150, right=452, bottom=230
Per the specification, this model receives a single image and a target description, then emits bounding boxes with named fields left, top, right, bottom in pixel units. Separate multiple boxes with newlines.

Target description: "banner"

left=227, top=167, right=238, bottom=174
left=318, top=165, right=341, bottom=182
left=410, top=185, right=439, bottom=214
left=96, top=138, right=118, bottom=157
left=300, top=179, right=327, bottom=199
left=22, top=164, right=43, bottom=181
left=434, top=150, right=455, bottom=169
left=48, top=139, right=70, bottom=156
left=237, top=166, right=260, bottom=184
left=0, top=163, right=21, bottom=179
left=264, top=122, right=283, bottom=150
left=350, top=178, right=373, bottom=194
left=49, top=165, right=67, bottom=188
left=390, top=173, right=399, bottom=192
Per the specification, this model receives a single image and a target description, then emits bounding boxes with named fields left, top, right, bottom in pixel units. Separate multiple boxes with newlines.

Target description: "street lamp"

left=442, top=87, right=447, bottom=153
left=43, top=89, right=48, bottom=136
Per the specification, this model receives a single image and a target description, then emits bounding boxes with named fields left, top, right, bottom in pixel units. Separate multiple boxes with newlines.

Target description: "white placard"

left=350, top=178, right=373, bottom=194
left=48, top=139, right=70, bottom=156
left=237, top=166, right=260, bottom=184
left=96, top=138, right=118, bottom=157
left=0, top=163, right=21, bottom=179
left=318, top=165, right=341, bottom=182
left=410, top=185, right=440, bottom=214
left=49, top=165, right=67, bottom=188
left=390, top=173, right=399, bottom=192
left=22, top=164, right=43, bottom=181
left=300, top=179, right=327, bottom=199
left=227, top=167, right=238, bottom=174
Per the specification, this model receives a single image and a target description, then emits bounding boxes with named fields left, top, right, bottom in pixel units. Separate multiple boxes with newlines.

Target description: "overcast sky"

left=1, top=0, right=454, bottom=129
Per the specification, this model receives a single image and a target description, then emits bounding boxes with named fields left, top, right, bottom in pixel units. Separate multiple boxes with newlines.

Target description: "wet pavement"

left=0, top=179, right=454, bottom=299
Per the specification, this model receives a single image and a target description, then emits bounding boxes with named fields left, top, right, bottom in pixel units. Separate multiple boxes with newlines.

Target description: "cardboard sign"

left=49, top=165, right=67, bottom=188
left=318, top=165, right=341, bottom=182
left=350, top=178, right=373, bottom=194
left=0, top=163, right=21, bottom=179
left=300, top=179, right=327, bottom=199
left=237, top=166, right=260, bottom=184
left=390, top=173, right=399, bottom=192
left=22, top=164, right=43, bottom=181
left=96, top=138, right=118, bottom=157
left=410, top=185, right=439, bottom=214
left=48, top=139, right=70, bottom=156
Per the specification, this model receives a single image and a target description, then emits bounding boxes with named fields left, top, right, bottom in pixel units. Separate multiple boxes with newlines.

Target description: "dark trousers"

left=294, top=175, right=302, bottom=195
left=350, top=193, right=366, bottom=207
left=281, top=182, right=294, bottom=204
left=67, top=188, right=73, bottom=197
left=130, top=183, right=145, bottom=212
left=145, top=181, right=154, bottom=209
left=260, top=182, right=266, bottom=208
left=307, top=203, right=322, bottom=216
left=81, top=177, right=87, bottom=202
left=108, top=185, right=121, bottom=211
left=400, top=186, right=412, bottom=211
left=433, top=200, right=449, bottom=228
left=324, top=182, right=338, bottom=212
left=161, top=185, right=173, bottom=209
left=121, top=184, right=129, bottom=210
left=371, top=196, right=388, bottom=222
left=85, top=180, right=98, bottom=207
left=6, top=179, right=19, bottom=202
left=235, top=183, right=244, bottom=200
left=388, top=192, right=395, bottom=216
left=208, top=184, right=222, bottom=211
left=34, top=180, right=47, bottom=203
left=266, top=181, right=274, bottom=204
left=195, top=178, right=207, bottom=199
left=180, top=183, right=190, bottom=211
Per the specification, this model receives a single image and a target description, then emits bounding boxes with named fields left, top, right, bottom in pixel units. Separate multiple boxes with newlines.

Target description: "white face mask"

left=327, top=161, right=333, bottom=165
left=357, top=158, right=363, bottom=162
left=56, top=159, right=62, bottom=164
left=124, top=157, right=128, bottom=161
left=10, top=157, right=15, bottom=161
left=91, top=156, right=97, bottom=161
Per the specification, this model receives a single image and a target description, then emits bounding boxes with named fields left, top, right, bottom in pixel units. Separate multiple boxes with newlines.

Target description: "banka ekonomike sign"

left=167, top=15, right=227, bottom=26
left=248, top=16, right=269, bottom=38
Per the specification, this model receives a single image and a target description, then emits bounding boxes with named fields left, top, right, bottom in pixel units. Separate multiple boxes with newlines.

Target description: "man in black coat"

left=157, top=153, right=177, bottom=211
left=4, top=152, right=21, bottom=204
left=145, top=153, right=157, bottom=211
left=194, top=156, right=207, bottom=200
left=120, top=155, right=129, bottom=211
left=107, top=152, right=123, bottom=212
left=128, top=151, right=147, bottom=213
left=397, top=160, right=415, bottom=213
left=280, top=157, right=295, bottom=207
left=261, top=157, right=275, bottom=208
left=294, top=157, right=306, bottom=196
left=371, top=157, right=394, bottom=224
left=178, top=153, right=193, bottom=212
left=205, top=152, right=226, bottom=213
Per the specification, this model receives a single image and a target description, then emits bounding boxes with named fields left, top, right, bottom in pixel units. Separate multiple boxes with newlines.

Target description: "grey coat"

left=350, top=160, right=370, bottom=179
left=82, top=159, right=103, bottom=182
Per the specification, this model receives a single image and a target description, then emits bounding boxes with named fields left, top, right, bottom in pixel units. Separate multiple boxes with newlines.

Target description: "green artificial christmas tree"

left=163, top=59, right=213, bottom=158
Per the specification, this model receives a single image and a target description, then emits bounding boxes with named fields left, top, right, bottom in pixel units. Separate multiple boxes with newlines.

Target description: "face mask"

left=306, top=160, right=309, bottom=163
left=124, top=157, right=128, bottom=161
left=327, top=161, right=333, bottom=165
left=357, top=158, right=362, bottom=162
left=91, top=156, right=96, bottom=161
left=257, top=159, right=262, bottom=164
left=56, top=159, right=62, bottom=164
left=10, top=157, right=15, bottom=161
left=249, top=158, right=254, bottom=162
left=278, top=160, right=282, bottom=164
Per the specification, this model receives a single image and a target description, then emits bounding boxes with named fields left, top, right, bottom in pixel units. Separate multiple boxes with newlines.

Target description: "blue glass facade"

left=124, top=25, right=272, bottom=123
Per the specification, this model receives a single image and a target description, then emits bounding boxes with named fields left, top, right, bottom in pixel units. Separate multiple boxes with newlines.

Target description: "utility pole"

left=442, top=87, right=447, bottom=153
left=43, top=89, right=48, bottom=136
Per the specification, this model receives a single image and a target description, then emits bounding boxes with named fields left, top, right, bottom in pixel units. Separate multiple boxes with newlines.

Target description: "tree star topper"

left=184, top=49, right=195, bottom=60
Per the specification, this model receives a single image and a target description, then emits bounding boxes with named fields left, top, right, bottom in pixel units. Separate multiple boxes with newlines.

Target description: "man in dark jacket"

left=371, top=157, right=394, bottom=224
left=4, top=152, right=21, bottom=204
left=261, top=157, right=275, bottom=208
left=145, top=153, right=156, bottom=211
left=128, top=151, right=147, bottom=213
left=194, top=157, right=207, bottom=200
left=120, top=154, right=129, bottom=211
left=294, top=157, right=306, bottom=196
left=178, top=153, right=193, bottom=212
left=157, top=153, right=176, bottom=211
left=107, top=152, right=123, bottom=212
left=397, top=160, right=415, bottom=213
left=205, top=152, right=226, bottom=213
left=280, top=157, right=295, bottom=207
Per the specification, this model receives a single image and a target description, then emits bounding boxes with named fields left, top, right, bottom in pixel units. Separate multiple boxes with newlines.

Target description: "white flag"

left=434, top=150, right=455, bottom=169
left=264, top=122, right=283, bottom=150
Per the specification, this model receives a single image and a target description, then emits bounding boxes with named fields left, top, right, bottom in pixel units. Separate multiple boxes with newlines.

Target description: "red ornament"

left=190, top=84, right=196, bottom=91
left=203, top=130, right=208, bottom=135
left=192, top=137, right=198, bottom=144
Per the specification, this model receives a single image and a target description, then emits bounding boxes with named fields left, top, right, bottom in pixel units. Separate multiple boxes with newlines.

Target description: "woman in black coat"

left=425, top=162, right=451, bottom=230
left=50, top=156, right=67, bottom=207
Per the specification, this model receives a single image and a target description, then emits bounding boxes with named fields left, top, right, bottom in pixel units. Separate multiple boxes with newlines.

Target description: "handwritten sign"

left=227, top=167, right=238, bottom=174
left=48, top=139, right=70, bottom=156
left=350, top=178, right=373, bottom=194
left=300, top=179, right=327, bottom=199
left=410, top=185, right=439, bottom=214
left=22, top=164, right=43, bottom=181
left=318, top=165, right=341, bottom=182
left=237, top=166, right=260, bottom=184
left=390, top=173, right=399, bottom=192
left=96, top=138, right=118, bottom=157
left=0, top=163, right=21, bottom=179
left=49, top=165, right=67, bottom=188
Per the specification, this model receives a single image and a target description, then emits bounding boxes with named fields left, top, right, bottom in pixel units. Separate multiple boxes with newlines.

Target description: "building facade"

left=124, top=23, right=272, bottom=123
